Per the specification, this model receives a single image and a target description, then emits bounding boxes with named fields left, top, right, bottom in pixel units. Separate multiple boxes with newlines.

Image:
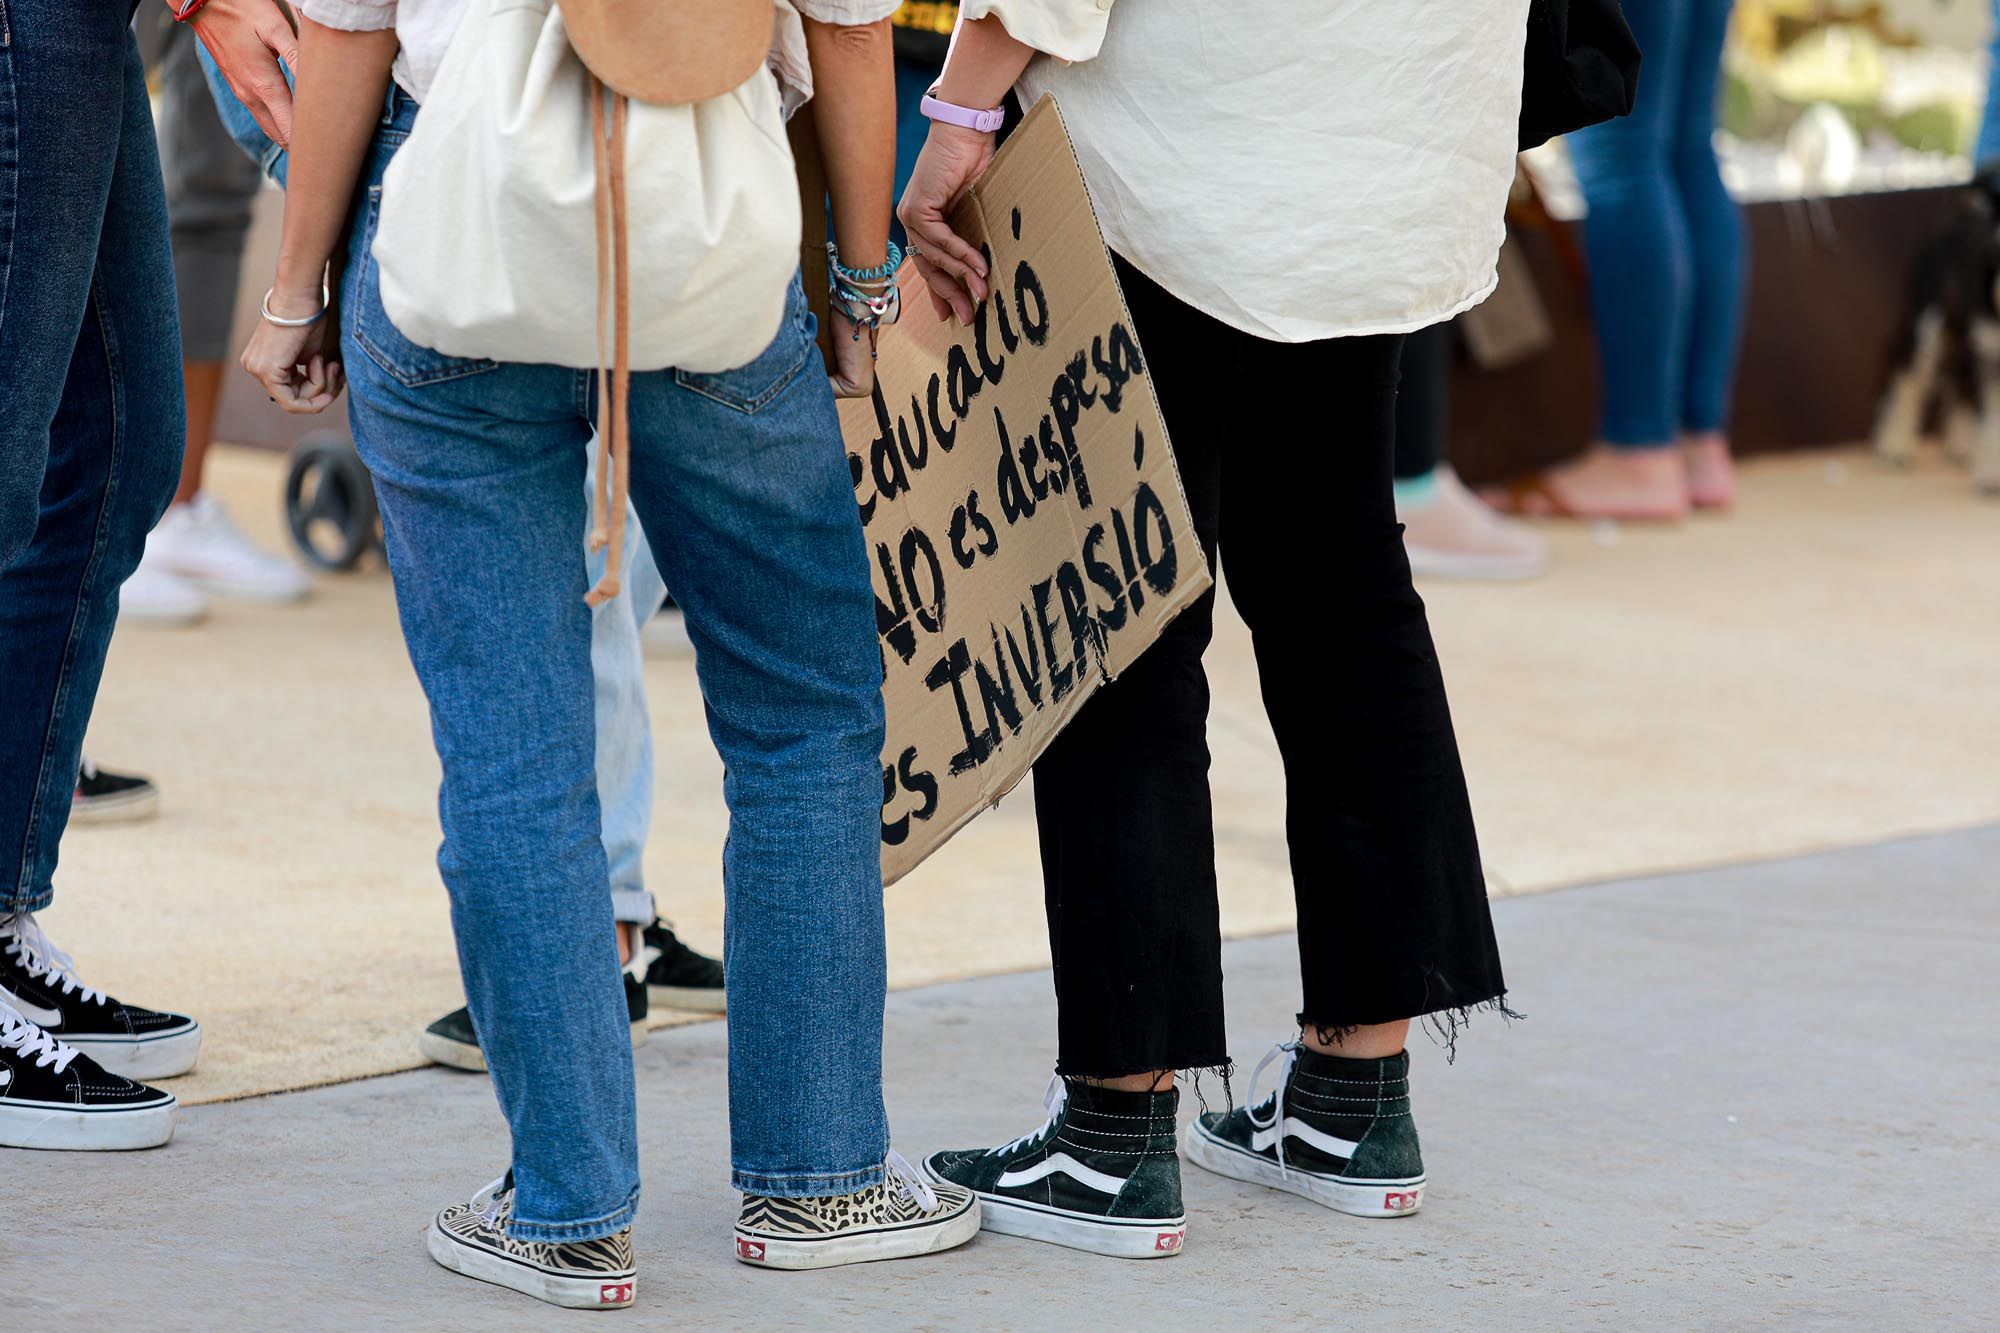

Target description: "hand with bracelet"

left=238, top=23, right=401, bottom=414
left=240, top=271, right=344, bottom=414
left=801, top=16, right=899, bottom=399
left=896, top=13, right=1033, bottom=324
left=826, top=239, right=903, bottom=396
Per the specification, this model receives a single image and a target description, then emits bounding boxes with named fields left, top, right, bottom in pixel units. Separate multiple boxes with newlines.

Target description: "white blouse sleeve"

left=961, top=0, right=1114, bottom=63
left=789, top=0, right=903, bottom=23
left=294, top=0, right=399, bottom=31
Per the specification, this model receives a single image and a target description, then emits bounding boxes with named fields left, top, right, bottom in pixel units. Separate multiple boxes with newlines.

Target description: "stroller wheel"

left=285, top=433, right=381, bottom=571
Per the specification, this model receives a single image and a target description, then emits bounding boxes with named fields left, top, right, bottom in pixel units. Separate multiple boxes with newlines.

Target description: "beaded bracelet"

left=828, top=239, right=903, bottom=288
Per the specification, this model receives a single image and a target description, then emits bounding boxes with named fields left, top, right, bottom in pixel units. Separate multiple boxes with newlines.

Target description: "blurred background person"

left=1492, top=0, right=1747, bottom=520
left=1394, top=320, right=1548, bottom=580
left=126, top=14, right=312, bottom=628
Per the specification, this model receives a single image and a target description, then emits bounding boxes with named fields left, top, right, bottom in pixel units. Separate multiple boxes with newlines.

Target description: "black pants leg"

left=1032, top=260, right=1504, bottom=1076
left=1393, top=320, right=1453, bottom=481
left=1031, top=257, right=1230, bottom=1077
left=1218, top=330, right=1503, bottom=1035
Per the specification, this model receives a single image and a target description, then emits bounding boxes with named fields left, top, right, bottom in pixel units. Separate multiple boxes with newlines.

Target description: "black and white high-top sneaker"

left=427, top=1177, right=637, bottom=1309
left=0, top=912, right=200, bottom=1081
left=420, top=967, right=650, bottom=1073
left=1183, top=1041, right=1426, bottom=1218
left=0, top=1002, right=178, bottom=1150
left=734, top=1150, right=981, bottom=1270
left=924, top=1077, right=1187, bottom=1259
left=640, top=918, right=724, bottom=1013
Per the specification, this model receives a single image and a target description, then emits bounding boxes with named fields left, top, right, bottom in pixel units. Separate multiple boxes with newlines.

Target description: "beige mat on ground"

left=49, top=445, right=1999, bottom=1104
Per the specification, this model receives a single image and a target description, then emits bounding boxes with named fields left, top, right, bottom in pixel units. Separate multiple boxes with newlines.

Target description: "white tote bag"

left=371, top=0, right=802, bottom=376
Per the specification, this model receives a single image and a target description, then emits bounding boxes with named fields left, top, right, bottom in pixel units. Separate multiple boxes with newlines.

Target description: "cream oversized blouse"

left=963, top=0, right=1532, bottom=342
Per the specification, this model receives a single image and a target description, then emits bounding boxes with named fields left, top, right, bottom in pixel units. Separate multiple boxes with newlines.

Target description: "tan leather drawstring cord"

left=585, top=75, right=631, bottom=606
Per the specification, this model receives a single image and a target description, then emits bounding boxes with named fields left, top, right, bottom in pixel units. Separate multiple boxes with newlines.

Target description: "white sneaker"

left=145, top=493, right=311, bottom=602
left=1399, top=466, right=1550, bottom=582
left=117, top=564, right=210, bottom=626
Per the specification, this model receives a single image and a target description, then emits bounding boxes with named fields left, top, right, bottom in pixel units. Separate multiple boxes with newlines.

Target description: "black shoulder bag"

left=1519, top=0, right=1643, bottom=150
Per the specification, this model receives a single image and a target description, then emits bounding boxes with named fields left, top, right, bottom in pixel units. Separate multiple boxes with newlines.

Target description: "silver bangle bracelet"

left=261, top=282, right=330, bottom=328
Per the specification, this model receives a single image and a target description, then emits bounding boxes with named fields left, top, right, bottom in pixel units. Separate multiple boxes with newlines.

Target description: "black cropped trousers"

left=1031, top=258, right=1508, bottom=1077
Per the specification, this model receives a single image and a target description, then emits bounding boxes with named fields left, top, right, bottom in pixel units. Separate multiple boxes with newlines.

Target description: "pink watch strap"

left=921, top=91, right=1006, bottom=134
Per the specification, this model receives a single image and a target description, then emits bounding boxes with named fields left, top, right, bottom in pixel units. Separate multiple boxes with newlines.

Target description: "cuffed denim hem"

left=1603, top=427, right=1679, bottom=450
left=610, top=886, right=655, bottom=927
left=506, top=1185, right=640, bottom=1244
left=2, top=885, right=55, bottom=915
left=732, top=1160, right=885, bottom=1199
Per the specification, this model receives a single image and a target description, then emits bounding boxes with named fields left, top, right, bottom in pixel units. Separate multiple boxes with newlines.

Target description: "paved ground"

left=7, top=827, right=1996, bottom=1330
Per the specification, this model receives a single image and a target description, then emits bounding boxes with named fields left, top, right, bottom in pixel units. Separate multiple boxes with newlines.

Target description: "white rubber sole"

left=426, top=1219, right=635, bottom=1309
left=1182, top=1122, right=1425, bottom=1218
left=734, top=1198, right=981, bottom=1271
left=935, top=1167, right=1186, bottom=1259
left=68, top=1022, right=201, bottom=1081
left=420, top=1020, right=647, bottom=1074
left=0, top=1091, right=177, bottom=1150
left=1404, top=543, right=1548, bottom=583
left=67, top=787, right=160, bottom=824
left=647, top=984, right=725, bottom=1014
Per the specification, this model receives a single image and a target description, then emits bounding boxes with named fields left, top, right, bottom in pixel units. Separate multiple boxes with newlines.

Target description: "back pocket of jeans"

left=352, top=186, right=501, bottom=389
left=672, top=277, right=814, bottom=414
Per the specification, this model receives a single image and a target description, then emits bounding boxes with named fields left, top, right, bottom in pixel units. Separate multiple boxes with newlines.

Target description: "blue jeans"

left=200, top=52, right=665, bottom=926
left=344, top=94, right=888, bottom=1238
left=1566, top=0, right=1747, bottom=448
left=2, top=20, right=184, bottom=911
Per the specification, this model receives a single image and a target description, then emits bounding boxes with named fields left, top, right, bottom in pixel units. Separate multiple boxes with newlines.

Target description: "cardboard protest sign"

left=844, top=96, right=1212, bottom=884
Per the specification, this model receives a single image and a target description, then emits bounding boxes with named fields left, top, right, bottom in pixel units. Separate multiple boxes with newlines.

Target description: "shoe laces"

left=990, top=1072, right=1067, bottom=1157
left=885, top=1149, right=939, bottom=1213
left=0, top=999, right=81, bottom=1074
left=0, top=913, right=107, bottom=1007
left=1245, top=1040, right=1301, bottom=1176
left=78, top=755, right=99, bottom=783
left=469, top=1175, right=514, bottom=1232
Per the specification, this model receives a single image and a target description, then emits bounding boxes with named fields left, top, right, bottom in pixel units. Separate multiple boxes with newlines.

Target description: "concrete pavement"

left=6, top=826, right=1996, bottom=1329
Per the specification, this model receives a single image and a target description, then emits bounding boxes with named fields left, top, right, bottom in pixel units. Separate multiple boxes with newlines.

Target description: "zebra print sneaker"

left=733, top=1150, right=980, bottom=1270
left=426, top=1177, right=637, bottom=1309
left=1182, top=1041, right=1426, bottom=1218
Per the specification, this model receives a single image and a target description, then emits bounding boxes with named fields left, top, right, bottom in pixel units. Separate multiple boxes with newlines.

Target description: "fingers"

left=912, top=252, right=976, bottom=325
left=901, top=209, right=988, bottom=308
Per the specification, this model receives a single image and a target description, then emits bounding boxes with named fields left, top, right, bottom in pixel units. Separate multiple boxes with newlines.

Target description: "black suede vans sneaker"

left=421, top=968, right=650, bottom=1072
left=641, top=919, right=724, bottom=1013
left=924, top=1076, right=1187, bottom=1259
left=427, top=1176, right=637, bottom=1309
left=0, top=1003, right=178, bottom=1150
left=734, top=1151, right=980, bottom=1270
left=1183, top=1042, right=1425, bottom=1218
left=71, top=757, right=159, bottom=824
left=0, top=912, right=200, bottom=1081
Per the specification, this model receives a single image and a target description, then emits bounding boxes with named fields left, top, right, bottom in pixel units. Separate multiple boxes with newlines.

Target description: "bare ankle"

left=1301, top=1020, right=1409, bottom=1061
left=1075, top=1069, right=1175, bottom=1094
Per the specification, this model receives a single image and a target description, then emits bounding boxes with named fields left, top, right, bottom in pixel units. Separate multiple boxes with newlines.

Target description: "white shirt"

left=964, top=0, right=1532, bottom=342
left=296, top=0, right=899, bottom=111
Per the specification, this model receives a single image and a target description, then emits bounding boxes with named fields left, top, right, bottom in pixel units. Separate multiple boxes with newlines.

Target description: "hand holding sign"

left=851, top=97, right=1213, bottom=883
left=898, top=123, right=996, bottom=324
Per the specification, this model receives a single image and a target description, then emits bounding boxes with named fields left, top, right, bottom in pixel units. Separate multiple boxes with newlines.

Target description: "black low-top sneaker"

left=421, top=968, right=650, bottom=1073
left=1183, top=1041, right=1426, bottom=1218
left=0, top=1003, right=177, bottom=1150
left=427, top=1177, right=637, bottom=1309
left=71, top=757, right=159, bottom=824
left=924, top=1076, right=1186, bottom=1259
left=0, top=912, right=200, bottom=1081
left=734, top=1150, right=980, bottom=1270
left=641, top=919, right=724, bottom=1013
